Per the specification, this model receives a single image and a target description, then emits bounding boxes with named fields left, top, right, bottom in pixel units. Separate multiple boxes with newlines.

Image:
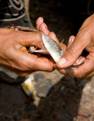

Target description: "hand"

left=36, top=17, right=66, bottom=52
left=57, top=14, right=94, bottom=78
left=0, top=28, right=54, bottom=75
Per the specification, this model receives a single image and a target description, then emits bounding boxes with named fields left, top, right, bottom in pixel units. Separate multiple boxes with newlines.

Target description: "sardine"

left=29, top=34, right=64, bottom=61
left=42, top=34, right=63, bottom=63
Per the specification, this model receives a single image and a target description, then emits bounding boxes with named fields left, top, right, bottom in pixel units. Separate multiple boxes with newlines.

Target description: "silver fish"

left=42, top=34, right=63, bottom=63
left=29, top=34, right=63, bottom=62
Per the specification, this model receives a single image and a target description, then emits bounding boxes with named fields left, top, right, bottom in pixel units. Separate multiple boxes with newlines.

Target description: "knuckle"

left=65, top=48, right=76, bottom=63
left=48, top=66, right=54, bottom=72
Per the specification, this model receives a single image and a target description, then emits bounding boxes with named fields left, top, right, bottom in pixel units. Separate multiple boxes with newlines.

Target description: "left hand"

left=57, top=14, right=94, bottom=78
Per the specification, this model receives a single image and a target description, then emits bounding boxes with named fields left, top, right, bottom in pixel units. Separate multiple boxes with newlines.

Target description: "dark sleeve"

left=0, top=0, right=25, bottom=22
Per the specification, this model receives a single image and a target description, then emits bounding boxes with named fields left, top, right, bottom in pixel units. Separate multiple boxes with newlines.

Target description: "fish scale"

left=42, top=34, right=63, bottom=63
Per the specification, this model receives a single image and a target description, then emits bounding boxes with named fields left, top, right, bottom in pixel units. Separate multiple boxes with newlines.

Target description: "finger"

left=38, top=23, right=49, bottom=35
left=68, top=36, right=85, bottom=67
left=68, top=35, right=75, bottom=47
left=58, top=31, right=90, bottom=68
left=73, top=56, right=85, bottom=66
left=48, top=32, right=59, bottom=43
left=15, top=52, right=55, bottom=72
left=36, top=17, right=44, bottom=30
left=72, top=59, right=94, bottom=78
left=57, top=68, right=66, bottom=75
left=25, top=54, right=55, bottom=71
left=36, top=17, right=49, bottom=35
left=57, top=56, right=85, bottom=76
left=58, top=58, right=94, bottom=78
left=18, top=31, right=44, bottom=48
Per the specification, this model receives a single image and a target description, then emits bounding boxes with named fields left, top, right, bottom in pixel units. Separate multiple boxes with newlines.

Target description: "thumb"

left=58, top=32, right=90, bottom=68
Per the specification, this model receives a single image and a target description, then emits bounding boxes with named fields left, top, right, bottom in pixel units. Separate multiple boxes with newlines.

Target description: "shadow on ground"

left=0, top=76, right=88, bottom=121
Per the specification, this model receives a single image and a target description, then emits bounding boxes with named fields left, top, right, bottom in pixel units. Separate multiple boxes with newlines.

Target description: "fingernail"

left=58, top=58, right=67, bottom=67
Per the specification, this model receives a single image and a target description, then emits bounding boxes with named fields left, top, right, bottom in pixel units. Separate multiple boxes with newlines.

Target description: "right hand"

left=0, top=28, right=54, bottom=75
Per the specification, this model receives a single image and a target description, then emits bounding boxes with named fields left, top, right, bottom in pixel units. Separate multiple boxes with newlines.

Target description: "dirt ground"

left=0, top=0, right=94, bottom=121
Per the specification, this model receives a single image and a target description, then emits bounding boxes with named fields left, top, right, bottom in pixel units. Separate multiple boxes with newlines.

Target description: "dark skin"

left=0, top=19, right=55, bottom=76
left=38, top=14, right=94, bottom=78
left=58, top=14, right=94, bottom=78
left=2, top=14, right=94, bottom=78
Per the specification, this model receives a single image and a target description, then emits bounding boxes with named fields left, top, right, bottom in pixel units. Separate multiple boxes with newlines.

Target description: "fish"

left=29, top=34, right=63, bottom=63
left=14, top=26, right=64, bottom=63
left=41, top=34, right=63, bottom=63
